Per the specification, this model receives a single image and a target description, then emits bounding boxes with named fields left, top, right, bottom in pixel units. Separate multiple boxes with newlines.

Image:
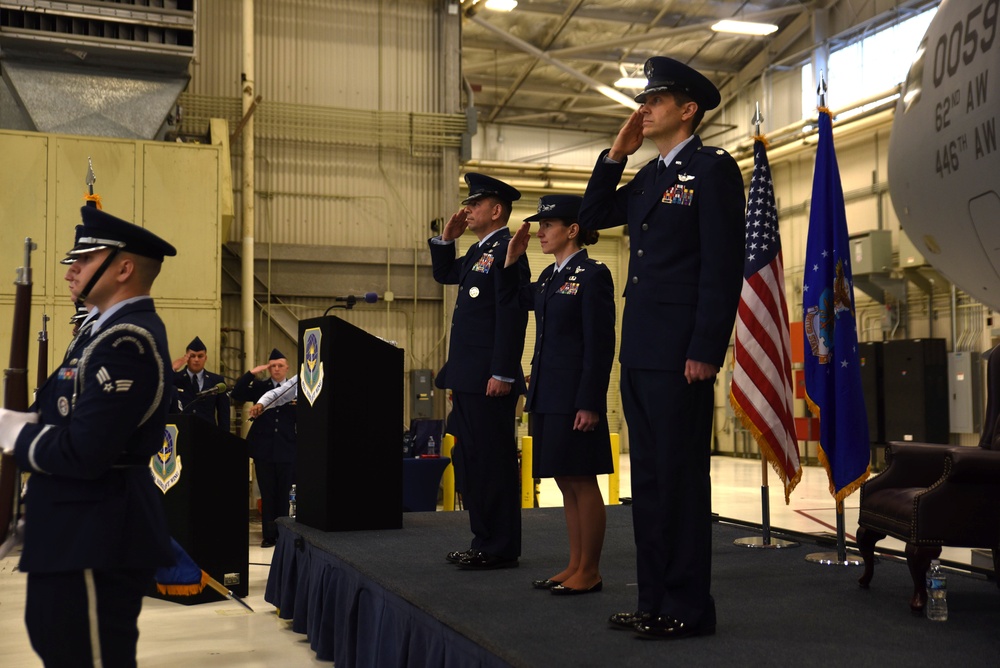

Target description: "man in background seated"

left=232, top=349, right=296, bottom=548
left=172, top=336, right=230, bottom=431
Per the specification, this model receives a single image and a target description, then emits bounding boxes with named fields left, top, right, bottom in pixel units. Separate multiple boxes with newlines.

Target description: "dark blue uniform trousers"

left=621, top=366, right=715, bottom=626
left=26, top=567, right=154, bottom=667
left=449, top=390, right=521, bottom=560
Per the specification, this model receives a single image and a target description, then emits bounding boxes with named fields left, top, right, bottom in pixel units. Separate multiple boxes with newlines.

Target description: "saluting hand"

left=441, top=209, right=469, bottom=242
left=505, top=222, right=531, bottom=268
left=609, top=110, right=646, bottom=162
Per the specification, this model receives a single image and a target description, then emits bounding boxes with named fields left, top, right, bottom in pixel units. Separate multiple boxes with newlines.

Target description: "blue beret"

left=634, top=56, right=721, bottom=111
left=461, top=173, right=521, bottom=206
left=524, top=194, right=582, bottom=223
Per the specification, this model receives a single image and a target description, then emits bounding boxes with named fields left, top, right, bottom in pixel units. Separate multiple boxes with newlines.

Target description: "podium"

left=297, top=316, right=403, bottom=531
left=154, top=415, right=249, bottom=601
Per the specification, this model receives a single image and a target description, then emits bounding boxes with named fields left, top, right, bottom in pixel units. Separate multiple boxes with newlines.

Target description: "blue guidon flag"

left=150, top=424, right=182, bottom=494
left=300, top=326, right=324, bottom=407
left=802, top=107, right=870, bottom=503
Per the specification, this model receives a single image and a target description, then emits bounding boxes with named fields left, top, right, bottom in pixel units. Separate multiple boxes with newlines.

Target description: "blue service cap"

left=523, top=194, right=583, bottom=222
left=269, top=348, right=286, bottom=361
left=186, top=336, right=207, bottom=352
left=63, top=206, right=177, bottom=264
left=461, top=173, right=521, bottom=206
left=634, top=56, right=721, bottom=110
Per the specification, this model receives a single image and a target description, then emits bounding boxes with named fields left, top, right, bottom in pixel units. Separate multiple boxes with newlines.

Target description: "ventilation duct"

left=0, top=1, right=196, bottom=140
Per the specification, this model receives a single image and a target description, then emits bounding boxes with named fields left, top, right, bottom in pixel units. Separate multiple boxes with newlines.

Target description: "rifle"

left=1, top=238, right=36, bottom=543
left=37, top=314, right=49, bottom=391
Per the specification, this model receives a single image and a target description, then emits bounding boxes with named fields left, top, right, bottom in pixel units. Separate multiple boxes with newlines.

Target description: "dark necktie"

left=192, top=374, right=201, bottom=392
left=656, top=159, right=666, bottom=176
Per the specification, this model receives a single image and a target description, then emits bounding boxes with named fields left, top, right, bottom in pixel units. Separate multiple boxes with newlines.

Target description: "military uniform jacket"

left=428, top=228, right=530, bottom=395
left=13, top=298, right=173, bottom=573
left=580, top=138, right=746, bottom=370
left=173, top=368, right=230, bottom=430
left=522, top=251, right=616, bottom=415
left=231, top=372, right=296, bottom=463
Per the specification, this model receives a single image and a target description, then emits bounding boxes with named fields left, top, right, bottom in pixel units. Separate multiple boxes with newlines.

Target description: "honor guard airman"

left=0, top=205, right=177, bottom=666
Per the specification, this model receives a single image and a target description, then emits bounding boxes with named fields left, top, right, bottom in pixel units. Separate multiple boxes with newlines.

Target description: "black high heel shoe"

left=550, top=579, right=603, bottom=596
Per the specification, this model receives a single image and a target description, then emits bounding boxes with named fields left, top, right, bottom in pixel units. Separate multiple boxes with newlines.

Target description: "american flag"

left=730, top=138, right=801, bottom=503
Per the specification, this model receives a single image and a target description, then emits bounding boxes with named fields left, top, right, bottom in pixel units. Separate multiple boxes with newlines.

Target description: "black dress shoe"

left=633, top=615, right=716, bottom=640
left=260, top=539, right=276, bottom=548
left=551, top=580, right=602, bottom=596
left=531, top=579, right=563, bottom=590
left=608, top=611, right=653, bottom=630
left=457, top=552, right=519, bottom=570
left=446, top=548, right=475, bottom=564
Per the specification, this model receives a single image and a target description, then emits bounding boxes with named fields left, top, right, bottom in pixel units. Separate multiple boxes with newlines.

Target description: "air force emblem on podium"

left=301, top=326, right=324, bottom=406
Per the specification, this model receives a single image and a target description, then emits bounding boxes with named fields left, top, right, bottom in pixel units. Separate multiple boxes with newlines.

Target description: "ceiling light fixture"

left=614, top=77, right=647, bottom=89
left=711, top=19, right=778, bottom=36
left=484, top=0, right=517, bottom=11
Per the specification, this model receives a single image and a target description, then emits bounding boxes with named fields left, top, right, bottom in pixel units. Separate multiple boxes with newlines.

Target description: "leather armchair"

left=857, top=441, right=1000, bottom=613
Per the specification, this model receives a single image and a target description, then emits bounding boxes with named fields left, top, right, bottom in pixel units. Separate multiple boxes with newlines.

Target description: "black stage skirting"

left=264, top=506, right=1000, bottom=667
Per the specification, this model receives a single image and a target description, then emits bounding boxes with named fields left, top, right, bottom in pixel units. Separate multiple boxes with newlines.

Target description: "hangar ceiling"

left=459, top=0, right=937, bottom=137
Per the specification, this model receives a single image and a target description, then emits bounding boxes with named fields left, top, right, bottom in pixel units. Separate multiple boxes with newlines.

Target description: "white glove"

left=0, top=408, right=39, bottom=454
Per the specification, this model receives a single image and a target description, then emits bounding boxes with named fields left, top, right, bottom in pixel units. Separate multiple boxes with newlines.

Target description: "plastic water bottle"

left=288, top=484, right=297, bottom=521
left=427, top=436, right=437, bottom=456
left=925, top=559, right=947, bottom=621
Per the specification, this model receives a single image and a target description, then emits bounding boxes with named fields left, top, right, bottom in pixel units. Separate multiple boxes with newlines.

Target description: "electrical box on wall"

left=948, top=352, right=982, bottom=434
left=850, top=230, right=893, bottom=275
left=410, top=369, right=434, bottom=421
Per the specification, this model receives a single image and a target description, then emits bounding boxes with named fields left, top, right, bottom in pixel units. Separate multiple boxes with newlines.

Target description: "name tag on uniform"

left=662, top=184, right=694, bottom=205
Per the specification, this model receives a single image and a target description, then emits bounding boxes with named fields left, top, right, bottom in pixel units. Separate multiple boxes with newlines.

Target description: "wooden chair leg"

left=904, top=543, right=942, bottom=614
left=856, top=526, right=884, bottom=588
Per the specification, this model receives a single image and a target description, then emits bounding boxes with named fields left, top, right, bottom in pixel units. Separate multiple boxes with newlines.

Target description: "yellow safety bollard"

left=520, top=435, right=533, bottom=509
left=608, top=433, right=620, bottom=505
left=441, top=433, right=456, bottom=511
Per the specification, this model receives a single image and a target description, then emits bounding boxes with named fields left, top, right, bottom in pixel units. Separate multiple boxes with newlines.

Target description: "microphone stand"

left=324, top=297, right=356, bottom=315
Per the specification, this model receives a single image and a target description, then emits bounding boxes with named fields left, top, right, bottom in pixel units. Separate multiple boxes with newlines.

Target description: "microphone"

left=195, top=382, right=228, bottom=398
left=335, top=292, right=378, bottom=305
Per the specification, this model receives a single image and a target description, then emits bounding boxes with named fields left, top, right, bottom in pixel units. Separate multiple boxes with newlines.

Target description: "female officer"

left=506, top=194, right=616, bottom=595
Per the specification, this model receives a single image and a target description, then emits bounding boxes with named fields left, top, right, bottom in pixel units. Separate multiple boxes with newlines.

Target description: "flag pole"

left=800, top=76, right=865, bottom=566
left=733, top=101, right=798, bottom=550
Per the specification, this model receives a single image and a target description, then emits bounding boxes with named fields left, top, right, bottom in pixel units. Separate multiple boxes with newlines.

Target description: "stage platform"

left=265, top=506, right=1000, bottom=667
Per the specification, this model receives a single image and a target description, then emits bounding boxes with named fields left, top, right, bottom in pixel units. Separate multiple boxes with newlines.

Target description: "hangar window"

left=801, top=7, right=937, bottom=119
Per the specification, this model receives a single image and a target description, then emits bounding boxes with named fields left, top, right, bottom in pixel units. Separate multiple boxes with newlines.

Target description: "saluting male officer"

left=430, top=173, right=530, bottom=570
left=171, top=336, right=230, bottom=430
left=0, top=206, right=177, bottom=666
left=579, top=57, right=746, bottom=639
left=231, top=349, right=296, bottom=548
